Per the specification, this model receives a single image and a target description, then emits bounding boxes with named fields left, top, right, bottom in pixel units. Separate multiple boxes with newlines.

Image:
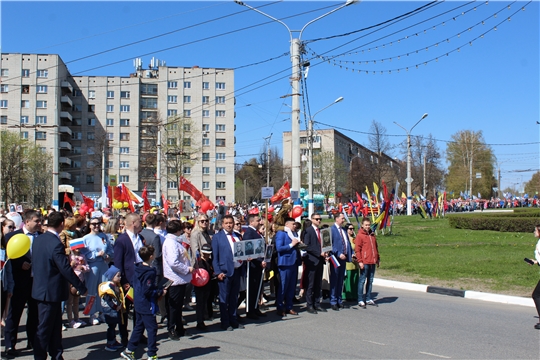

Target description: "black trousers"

left=533, top=279, right=540, bottom=318
left=167, top=284, right=187, bottom=335
left=34, top=300, right=63, bottom=360
left=247, top=262, right=263, bottom=313
left=4, top=281, right=38, bottom=349
left=305, top=259, right=323, bottom=308
left=194, top=286, right=212, bottom=325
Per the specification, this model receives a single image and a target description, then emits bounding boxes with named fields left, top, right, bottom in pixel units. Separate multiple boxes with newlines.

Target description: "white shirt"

left=226, top=231, right=243, bottom=268
left=126, top=229, right=143, bottom=263
left=335, top=224, right=349, bottom=253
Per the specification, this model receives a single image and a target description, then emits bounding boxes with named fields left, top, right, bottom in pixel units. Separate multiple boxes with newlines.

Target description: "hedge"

left=448, top=214, right=540, bottom=232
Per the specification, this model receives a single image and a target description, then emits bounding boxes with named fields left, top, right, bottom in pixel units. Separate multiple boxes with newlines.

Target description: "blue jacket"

left=114, top=233, right=136, bottom=287
left=331, top=224, right=353, bottom=262
left=275, top=230, right=300, bottom=267
left=132, top=263, right=163, bottom=315
left=212, top=230, right=235, bottom=277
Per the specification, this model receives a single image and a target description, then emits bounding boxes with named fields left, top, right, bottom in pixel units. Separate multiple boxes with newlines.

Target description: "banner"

left=270, top=181, right=290, bottom=203
left=179, top=176, right=204, bottom=201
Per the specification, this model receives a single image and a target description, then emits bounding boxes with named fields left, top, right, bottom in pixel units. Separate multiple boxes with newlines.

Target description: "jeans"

left=358, top=264, right=376, bottom=302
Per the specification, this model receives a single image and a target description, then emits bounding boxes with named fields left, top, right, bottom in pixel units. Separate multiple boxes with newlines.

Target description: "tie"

left=339, top=228, right=347, bottom=254
left=316, top=228, right=321, bottom=245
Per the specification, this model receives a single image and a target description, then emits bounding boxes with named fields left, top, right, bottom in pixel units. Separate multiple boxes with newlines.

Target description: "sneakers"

left=76, top=319, right=88, bottom=327
left=62, top=324, right=67, bottom=331
left=366, top=300, right=378, bottom=307
left=148, top=356, right=159, bottom=360
left=69, top=320, right=81, bottom=329
left=92, top=317, right=100, bottom=326
left=358, top=301, right=366, bottom=308
left=91, top=313, right=100, bottom=325
left=104, top=341, right=123, bottom=352
left=120, top=350, right=136, bottom=360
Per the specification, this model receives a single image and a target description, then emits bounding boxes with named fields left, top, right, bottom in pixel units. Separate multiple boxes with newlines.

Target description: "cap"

left=201, top=244, right=212, bottom=254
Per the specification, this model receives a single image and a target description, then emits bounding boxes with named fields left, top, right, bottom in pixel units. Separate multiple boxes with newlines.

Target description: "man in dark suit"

left=212, top=215, right=245, bottom=331
left=242, top=214, right=267, bottom=319
left=31, top=211, right=87, bottom=360
left=275, top=217, right=301, bottom=317
left=329, top=212, right=353, bottom=311
left=3, top=210, right=41, bottom=356
left=140, top=213, right=163, bottom=277
left=303, top=213, right=327, bottom=314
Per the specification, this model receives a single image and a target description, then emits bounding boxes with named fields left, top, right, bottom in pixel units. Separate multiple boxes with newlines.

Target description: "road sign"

left=405, top=177, right=413, bottom=183
left=290, top=190, right=299, bottom=200
left=261, top=187, right=274, bottom=199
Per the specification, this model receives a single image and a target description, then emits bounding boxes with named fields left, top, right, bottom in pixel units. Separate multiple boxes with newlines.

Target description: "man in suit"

left=329, top=212, right=353, bottom=311
left=114, top=212, right=144, bottom=346
left=212, top=215, right=245, bottom=331
left=303, top=213, right=327, bottom=314
left=275, top=217, right=301, bottom=317
left=242, top=214, right=267, bottom=319
left=3, top=210, right=41, bottom=356
left=32, top=211, right=87, bottom=360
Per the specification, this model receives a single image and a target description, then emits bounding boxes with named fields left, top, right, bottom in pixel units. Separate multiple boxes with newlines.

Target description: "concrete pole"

left=101, top=146, right=106, bottom=209
left=52, top=108, right=59, bottom=211
left=423, top=152, right=426, bottom=198
left=308, top=120, right=314, bottom=217
left=406, top=134, right=412, bottom=215
left=290, top=38, right=301, bottom=197
left=156, top=128, right=161, bottom=206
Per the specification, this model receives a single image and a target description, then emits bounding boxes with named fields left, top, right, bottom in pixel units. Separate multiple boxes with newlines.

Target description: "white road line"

left=419, top=351, right=451, bottom=358
left=362, top=340, right=386, bottom=346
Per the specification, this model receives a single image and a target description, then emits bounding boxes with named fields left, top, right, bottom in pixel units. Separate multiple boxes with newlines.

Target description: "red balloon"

left=268, top=206, right=275, bottom=213
left=200, top=200, right=213, bottom=213
left=80, top=204, right=88, bottom=211
left=291, top=206, right=303, bottom=218
left=191, top=268, right=209, bottom=287
left=79, top=210, right=86, bottom=217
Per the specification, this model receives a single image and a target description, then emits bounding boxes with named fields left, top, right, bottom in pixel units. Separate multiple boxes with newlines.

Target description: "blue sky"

left=2, top=1, right=538, bottom=192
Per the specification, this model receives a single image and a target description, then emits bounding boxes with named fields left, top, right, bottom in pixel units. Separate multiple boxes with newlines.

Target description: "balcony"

left=59, top=141, right=72, bottom=150
left=59, top=126, right=72, bottom=136
left=59, top=157, right=71, bottom=166
left=60, top=111, right=72, bottom=122
left=60, top=95, right=73, bottom=107
left=60, top=172, right=72, bottom=180
left=61, top=81, right=73, bottom=93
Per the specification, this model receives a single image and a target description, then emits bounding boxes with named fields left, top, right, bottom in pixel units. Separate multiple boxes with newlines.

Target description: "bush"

left=448, top=214, right=540, bottom=232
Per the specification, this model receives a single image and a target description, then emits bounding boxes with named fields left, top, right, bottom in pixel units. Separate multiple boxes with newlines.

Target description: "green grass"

left=328, top=216, right=539, bottom=296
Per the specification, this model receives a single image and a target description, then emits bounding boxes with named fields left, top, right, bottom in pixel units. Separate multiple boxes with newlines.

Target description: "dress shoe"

left=287, top=309, right=298, bottom=315
left=168, top=330, right=180, bottom=341
left=255, top=309, right=267, bottom=317
left=25, top=342, right=33, bottom=350
left=196, top=323, right=208, bottom=331
left=315, top=307, right=327, bottom=312
left=246, top=313, right=259, bottom=320
left=231, top=323, right=245, bottom=329
left=331, top=305, right=340, bottom=311
left=5, top=348, right=19, bottom=357
left=535, top=323, right=540, bottom=330
left=339, top=304, right=350, bottom=309
left=306, top=307, right=318, bottom=314
left=276, top=310, right=286, bottom=317
left=221, top=325, right=233, bottom=331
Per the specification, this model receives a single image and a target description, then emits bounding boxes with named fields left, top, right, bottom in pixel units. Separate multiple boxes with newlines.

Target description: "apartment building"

left=0, top=53, right=235, bottom=204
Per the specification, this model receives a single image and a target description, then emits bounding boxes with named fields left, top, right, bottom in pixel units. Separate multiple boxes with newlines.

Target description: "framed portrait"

left=320, top=227, right=332, bottom=253
left=253, top=239, right=265, bottom=257
left=264, top=244, right=274, bottom=262
left=233, top=241, right=245, bottom=261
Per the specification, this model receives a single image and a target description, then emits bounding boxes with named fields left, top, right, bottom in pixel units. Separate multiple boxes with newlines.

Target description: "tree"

left=445, top=130, right=496, bottom=198
left=524, top=171, right=540, bottom=196
left=367, top=120, right=395, bottom=186
left=408, top=134, right=445, bottom=198
left=313, top=150, right=347, bottom=203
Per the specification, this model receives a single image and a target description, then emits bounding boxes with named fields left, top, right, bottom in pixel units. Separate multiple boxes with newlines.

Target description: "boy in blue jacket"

left=121, top=245, right=165, bottom=360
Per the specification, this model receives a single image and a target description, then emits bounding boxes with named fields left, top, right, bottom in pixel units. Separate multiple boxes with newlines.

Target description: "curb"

left=373, top=278, right=534, bottom=308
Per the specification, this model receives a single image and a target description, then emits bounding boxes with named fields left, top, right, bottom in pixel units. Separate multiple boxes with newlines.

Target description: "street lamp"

left=307, top=96, right=344, bottom=217
left=235, top=0, right=357, bottom=200
left=394, top=113, right=428, bottom=216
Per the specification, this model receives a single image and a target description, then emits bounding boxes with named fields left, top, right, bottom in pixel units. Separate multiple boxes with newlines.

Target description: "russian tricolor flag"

left=329, top=254, right=340, bottom=269
left=69, top=239, right=85, bottom=250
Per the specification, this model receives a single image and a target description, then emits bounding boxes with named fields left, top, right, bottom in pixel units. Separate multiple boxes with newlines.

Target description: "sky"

left=1, top=1, right=538, bottom=192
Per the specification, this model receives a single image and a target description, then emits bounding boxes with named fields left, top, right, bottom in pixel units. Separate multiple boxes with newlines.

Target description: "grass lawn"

left=327, top=215, right=539, bottom=297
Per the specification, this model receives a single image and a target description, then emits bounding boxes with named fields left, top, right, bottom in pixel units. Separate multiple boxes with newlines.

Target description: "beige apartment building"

left=0, top=53, right=235, bottom=205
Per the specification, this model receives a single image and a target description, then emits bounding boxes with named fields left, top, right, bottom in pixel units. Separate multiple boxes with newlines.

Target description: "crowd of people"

left=0, top=203, right=383, bottom=359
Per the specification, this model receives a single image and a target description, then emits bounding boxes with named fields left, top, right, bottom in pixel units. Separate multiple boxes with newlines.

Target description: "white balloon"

left=6, top=212, right=22, bottom=228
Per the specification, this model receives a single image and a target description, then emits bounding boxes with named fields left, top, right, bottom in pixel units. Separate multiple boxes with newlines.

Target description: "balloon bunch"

left=78, top=203, right=95, bottom=217
left=112, top=201, right=130, bottom=210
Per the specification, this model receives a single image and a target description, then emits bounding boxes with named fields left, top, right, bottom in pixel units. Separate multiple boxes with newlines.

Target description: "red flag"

left=355, top=192, right=364, bottom=208
left=63, top=192, right=75, bottom=208
left=162, top=194, right=169, bottom=215
left=113, top=186, right=126, bottom=202
left=80, top=192, right=94, bottom=209
left=107, top=186, right=113, bottom=207
left=270, top=181, right=290, bottom=204
left=122, top=184, right=141, bottom=204
left=142, top=184, right=151, bottom=212
left=179, top=176, right=204, bottom=201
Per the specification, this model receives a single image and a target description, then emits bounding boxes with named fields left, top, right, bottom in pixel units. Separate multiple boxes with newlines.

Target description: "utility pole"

left=423, top=152, right=426, bottom=198
left=52, top=108, right=59, bottom=210
left=156, top=128, right=161, bottom=207
left=101, top=145, right=106, bottom=209
left=244, top=178, right=247, bottom=204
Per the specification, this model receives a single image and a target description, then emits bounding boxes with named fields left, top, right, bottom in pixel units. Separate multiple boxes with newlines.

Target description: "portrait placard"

left=233, top=240, right=265, bottom=261
left=320, top=227, right=333, bottom=253
left=264, top=244, right=274, bottom=263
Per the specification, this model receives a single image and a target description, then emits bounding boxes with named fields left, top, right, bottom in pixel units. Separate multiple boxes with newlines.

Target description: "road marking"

left=363, top=340, right=386, bottom=346
left=419, top=351, right=451, bottom=358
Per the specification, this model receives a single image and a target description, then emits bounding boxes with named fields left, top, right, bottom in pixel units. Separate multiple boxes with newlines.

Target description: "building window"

left=120, top=161, right=129, bottom=168
left=120, top=133, right=130, bottom=141
left=183, top=96, right=191, bottom=103
left=141, top=98, right=157, bottom=109
left=202, top=167, right=210, bottom=174
left=36, top=131, right=47, bottom=140
left=21, top=100, right=30, bottom=108
left=216, top=181, right=226, bottom=189
left=167, top=167, right=175, bottom=174
left=216, top=96, right=225, bottom=104
left=120, top=119, right=130, bottom=127
left=202, top=138, right=210, bottom=146
left=73, top=118, right=82, bottom=126
left=216, top=82, right=225, bottom=90
left=107, top=91, right=114, bottom=98
left=0, top=100, right=7, bottom=108
left=0, top=69, right=8, bottom=76
left=88, top=104, right=95, bottom=112
left=183, top=81, right=191, bottom=89
left=183, top=138, right=191, bottom=147
left=216, top=153, right=226, bottom=160
left=0, top=116, right=7, bottom=124
left=87, top=132, right=95, bottom=140
left=88, top=118, right=96, bottom=126
left=202, top=96, right=209, bottom=104
left=216, top=110, right=225, bottom=117
left=120, top=91, right=130, bottom=98
left=86, top=175, right=95, bottom=183
left=202, top=110, right=209, bottom=117
left=37, top=69, right=48, bottom=78
left=216, top=167, right=226, bottom=174
left=21, top=131, right=29, bottom=139
left=73, top=104, right=82, bottom=112
left=202, top=82, right=209, bottom=90
left=167, top=181, right=178, bottom=189
left=202, top=181, right=209, bottom=189
left=107, top=133, right=114, bottom=140
left=120, top=105, right=130, bottom=112
left=108, top=146, right=113, bottom=154
left=72, top=146, right=81, bottom=154
left=168, top=81, right=177, bottom=89
left=21, top=85, right=29, bottom=94
left=87, top=147, right=95, bottom=155
left=167, top=138, right=176, bottom=146
left=184, top=110, right=191, bottom=117
left=106, top=118, right=114, bottom=126
left=202, top=153, right=210, bottom=161
left=72, top=132, right=82, bottom=140
left=20, top=116, right=29, bottom=124
left=106, top=161, right=113, bottom=168
left=202, top=124, right=210, bottom=132
left=216, top=139, right=226, bottom=147
left=37, top=85, right=48, bottom=93
left=183, top=167, right=191, bottom=174
left=73, top=90, right=82, bottom=97
left=36, top=100, right=47, bottom=109
left=168, top=95, right=177, bottom=103
left=106, top=105, right=114, bottom=112
left=36, top=116, right=47, bottom=124
left=216, top=124, right=226, bottom=132
left=0, top=84, right=8, bottom=93
left=71, top=161, right=81, bottom=168
left=120, top=147, right=129, bottom=154
left=22, top=69, right=30, bottom=77
left=119, top=175, right=129, bottom=183
left=88, top=90, right=96, bottom=99
left=167, top=109, right=177, bottom=117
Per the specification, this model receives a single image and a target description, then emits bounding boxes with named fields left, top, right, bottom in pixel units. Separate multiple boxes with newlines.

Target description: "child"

left=194, top=244, right=215, bottom=331
left=99, top=265, right=126, bottom=351
left=67, top=248, right=90, bottom=328
left=121, top=246, right=164, bottom=360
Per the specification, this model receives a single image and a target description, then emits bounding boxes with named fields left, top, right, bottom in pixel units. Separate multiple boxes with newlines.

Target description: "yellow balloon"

left=6, top=234, right=31, bottom=259
left=123, top=201, right=129, bottom=208
left=188, top=219, right=194, bottom=224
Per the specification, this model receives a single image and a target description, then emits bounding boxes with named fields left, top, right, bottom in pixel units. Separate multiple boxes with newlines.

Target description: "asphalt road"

left=6, top=285, right=539, bottom=359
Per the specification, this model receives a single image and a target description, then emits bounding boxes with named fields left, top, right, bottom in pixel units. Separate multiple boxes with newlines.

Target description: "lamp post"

left=394, top=113, right=428, bottom=216
left=307, top=96, right=344, bottom=217
left=234, top=0, right=357, bottom=201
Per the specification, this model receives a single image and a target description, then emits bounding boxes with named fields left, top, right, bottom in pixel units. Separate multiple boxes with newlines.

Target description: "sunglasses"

left=6, top=225, right=15, bottom=229
left=348, top=228, right=354, bottom=230
left=90, top=222, right=101, bottom=226
left=235, top=223, right=241, bottom=226
left=199, top=220, right=208, bottom=223
left=312, top=218, right=321, bottom=221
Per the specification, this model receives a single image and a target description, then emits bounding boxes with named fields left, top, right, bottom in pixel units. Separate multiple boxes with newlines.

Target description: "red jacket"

left=354, top=228, right=379, bottom=265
